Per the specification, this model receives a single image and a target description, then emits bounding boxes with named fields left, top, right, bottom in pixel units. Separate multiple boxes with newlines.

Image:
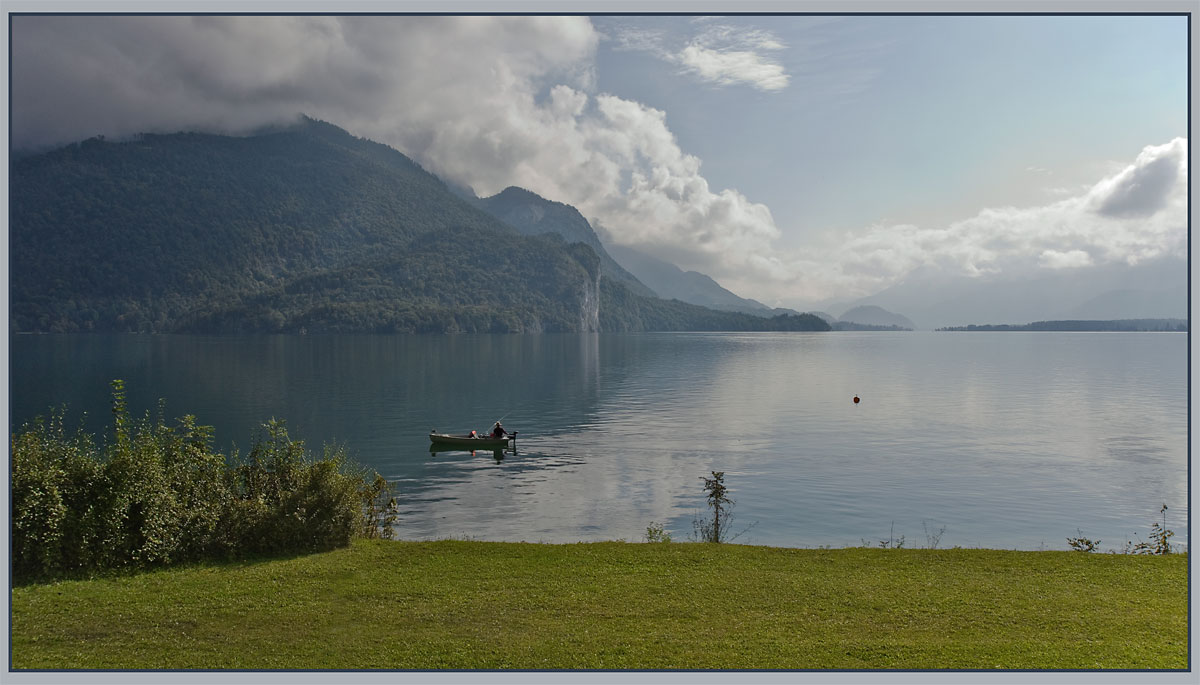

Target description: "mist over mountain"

left=1064, top=285, right=1189, bottom=321
left=471, top=186, right=657, bottom=298
left=10, top=118, right=829, bottom=335
left=605, top=244, right=801, bottom=317
left=839, top=258, right=1187, bottom=329
left=808, top=312, right=838, bottom=325
left=836, top=306, right=916, bottom=330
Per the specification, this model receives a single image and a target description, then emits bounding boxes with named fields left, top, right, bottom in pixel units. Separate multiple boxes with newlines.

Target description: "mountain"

left=11, top=118, right=605, bottom=333
left=843, top=259, right=1187, bottom=330
left=597, top=285, right=830, bottom=333
left=836, top=305, right=916, bottom=330
left=473, top=186, right=657, bottom=298
left=604, top=244, right=798, bottom=317
left=1064, top=286, right=1188, bottom=320
left=10, top=118, right=830, bottom=335
left=808, top=312, right=838, bottom=325
left=473, top=183, right=825, bottom=327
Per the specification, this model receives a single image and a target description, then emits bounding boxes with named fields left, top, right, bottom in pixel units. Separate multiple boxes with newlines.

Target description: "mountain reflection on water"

left=10, top=331, right=1188, bottom=551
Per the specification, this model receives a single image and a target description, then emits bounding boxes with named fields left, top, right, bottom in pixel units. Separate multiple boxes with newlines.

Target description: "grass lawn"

left=10, top=539, right=1188, bottom=670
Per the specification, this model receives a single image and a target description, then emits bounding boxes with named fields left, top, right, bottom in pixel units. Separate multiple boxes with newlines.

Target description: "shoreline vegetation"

left=11, top=381, right=398, bottom=584
left=11, top=386, right=1188, bottom=670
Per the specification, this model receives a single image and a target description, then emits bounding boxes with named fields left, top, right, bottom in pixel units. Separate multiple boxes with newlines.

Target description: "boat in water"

left=428, top=430, right=517, bottom=450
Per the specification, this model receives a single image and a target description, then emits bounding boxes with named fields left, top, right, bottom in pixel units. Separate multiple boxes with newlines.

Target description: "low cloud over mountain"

left=11, top=16, right=1186, bottom=317
left=12, top=15, right=784, bottom=297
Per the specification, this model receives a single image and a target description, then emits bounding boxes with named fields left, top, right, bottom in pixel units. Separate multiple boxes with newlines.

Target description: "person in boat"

left=469, top=430, right=477, bottom=438
left=490, top=422, right=507, bottom=439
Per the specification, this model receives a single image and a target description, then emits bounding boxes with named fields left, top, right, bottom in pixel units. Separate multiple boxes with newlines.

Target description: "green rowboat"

left=429, top=431, right=517, bottom=450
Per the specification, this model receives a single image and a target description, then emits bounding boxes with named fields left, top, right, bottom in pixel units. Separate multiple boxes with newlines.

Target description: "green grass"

left=11, top=540, right=1188, bottom=670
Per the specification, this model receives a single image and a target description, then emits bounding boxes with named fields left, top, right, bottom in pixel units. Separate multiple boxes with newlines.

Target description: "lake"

left=9, top=331, right=1188, bottom=551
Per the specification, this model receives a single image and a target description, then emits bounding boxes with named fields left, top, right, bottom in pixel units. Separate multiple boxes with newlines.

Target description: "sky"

left=8, top=12, right=1190, bottom=310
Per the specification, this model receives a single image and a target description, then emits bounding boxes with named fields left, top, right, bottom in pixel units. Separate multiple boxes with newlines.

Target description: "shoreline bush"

left=11, top=380, right=397, bottom=582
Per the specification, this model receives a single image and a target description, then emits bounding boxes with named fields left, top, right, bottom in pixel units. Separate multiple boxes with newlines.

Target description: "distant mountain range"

left=835, top=305, right=916, bottom=330
left=1064, top=287, right=1189, bottom=321
left=835, top=260, right=1186, bottom=330
left=604, top=244, right=800, bottom=317
left=10, top=118, right=828, bottom=334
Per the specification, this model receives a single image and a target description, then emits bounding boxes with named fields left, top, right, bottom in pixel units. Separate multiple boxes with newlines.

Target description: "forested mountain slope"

left=12, top=118, right=599, bottom=333
left=474, top=186, right=657, bottom=298
left=605, top=243, right=798, bottom=316
left=11, top=118, right=828, bottom=334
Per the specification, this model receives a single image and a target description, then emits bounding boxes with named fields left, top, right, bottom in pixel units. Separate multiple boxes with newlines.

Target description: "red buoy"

left=853, top=395, right=860, bottom=404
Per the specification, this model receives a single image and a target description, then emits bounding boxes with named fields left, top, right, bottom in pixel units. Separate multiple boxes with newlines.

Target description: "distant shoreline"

left=937, top=318, right=1186, bottom=332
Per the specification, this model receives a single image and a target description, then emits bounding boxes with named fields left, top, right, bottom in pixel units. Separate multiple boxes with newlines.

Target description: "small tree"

left=1129, top=504, right=1175, bottom=555
left=694, top=471, right=733, bottom=543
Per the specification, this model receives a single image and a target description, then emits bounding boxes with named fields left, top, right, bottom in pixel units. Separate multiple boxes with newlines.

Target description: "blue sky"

left=592, top=15, right=1187, bottom=244
left=9, top=13, right=1190, bottom=309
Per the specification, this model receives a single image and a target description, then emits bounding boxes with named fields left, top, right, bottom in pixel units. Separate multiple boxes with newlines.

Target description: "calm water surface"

left=9, top=332, right=1188, bottom=550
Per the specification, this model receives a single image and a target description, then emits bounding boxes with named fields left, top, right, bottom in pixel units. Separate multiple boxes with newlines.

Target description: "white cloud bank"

left=10, top=16, right=1187, bottom=309
left=763, top=137, right=1188, bottom=305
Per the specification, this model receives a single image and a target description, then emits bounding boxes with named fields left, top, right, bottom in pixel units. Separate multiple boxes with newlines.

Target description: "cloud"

left=10, top=16, right=1186, bottom=311
left=763, top=138, right=1189, bottom=303
left=604, top=25, right=667, bottom=54
left=605, top=20, right=789, bottom=92
left=1039, top=249, right=1093, bottom=270
left=676, top=24, right=790, bottom=91
left=12, top=15, right=785, bottom=291
left=583, top=95, right=785, bottom=277
left=677, top=44, right=790, bottom=91
left=1090, top=138, right=1186, bottom=218
left=11, top=16, right=599, bottom=150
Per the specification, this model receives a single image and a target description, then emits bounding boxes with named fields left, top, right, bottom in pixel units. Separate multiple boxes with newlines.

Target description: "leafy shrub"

left=644, top=522, right=672, bottom=543
left=11, top=410, right=79, bottom=577
left=1122, top=504, right=1175, bottom=555
left=1067, top=530, right=1101, bottom=553
left=11, top=381, right=398, bottom=582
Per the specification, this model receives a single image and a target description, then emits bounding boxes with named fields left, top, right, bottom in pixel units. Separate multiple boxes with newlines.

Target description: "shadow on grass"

left=11, top=544, right=351, bottom=589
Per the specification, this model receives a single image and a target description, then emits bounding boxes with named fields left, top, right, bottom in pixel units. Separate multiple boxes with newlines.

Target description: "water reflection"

left=10, top=331, right=1188, bottom=550
left=428, top=444, right=511, bottom=462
